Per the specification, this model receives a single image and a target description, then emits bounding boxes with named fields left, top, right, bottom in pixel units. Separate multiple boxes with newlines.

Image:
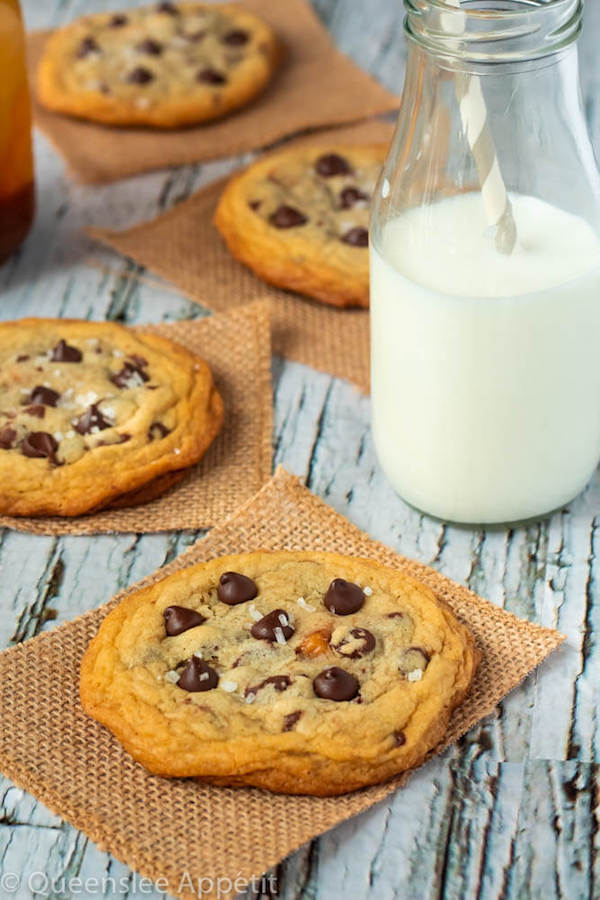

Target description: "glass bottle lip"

left=404, top=0, right=582, bottom=64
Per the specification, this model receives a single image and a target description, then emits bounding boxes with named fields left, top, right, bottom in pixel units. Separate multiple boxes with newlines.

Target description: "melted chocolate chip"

left=197, top=67, right=227, bottom=84
left=315, top=153, right=352, bottom=177
left=111, top=361, right=150, bottom=389
left=74, top=404, right=112, bottom=435
left=323, top=579, right=365, bottom=616
left=28, top=386, right=59, bottom=407
left=16, top=354, right=29, bottom=362
left=156, top=1, right=179, bottom=13
left=22, top=432, right=58, bottom=462
left=0, top=427, right=16, bottom=450
left=269, top=205, right=308, bottom=228
left=76, top=36, right=100, bottom=59
left=148, top=422, right=170, bottom=441
left=127, top=67, right=155, bottom=85
left=223, top=29, right=249, bottom=46
left=109, top=13, right=128, bottom=26
left=340, top=186, right=368, bottom=208
left=51, top=339, right=82, bottom=363
left=177, top=658, right=218, bottom=692
left=283, top=710, right=302, bottom=731
left=129, top=354, right=148, bottom=368
left=398, top=647, right=430, bottom=675
left=217, top=572, right=258, bottom=606
left=386, top=612, right=405, bottom=619
left=163, top=605, right=206, bottom=636
left=137, top=38, right=163, bottom=55
left=246, top=675, right=291, bottom=697
left=341, top=227, right=369, bottom=247
left=24, top=405, right=46, bottom=419
left=393, top=730, right=406, bottom=747
left=251, top=609, right=294, bottom=643
left=332, top=627, right=376, bottom=659
left=313, top=667, right=359, bottom=701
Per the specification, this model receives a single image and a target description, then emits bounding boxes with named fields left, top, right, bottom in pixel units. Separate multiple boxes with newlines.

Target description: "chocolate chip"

left=111, top=361, right=150, bottom=389
left=269, top=205, right=308, bottom=229
left=340, top=186, right=368, bottom=208
left=129, top=355, right=148, bottom=368
left=332, top=627, right=376, bottom=659
left=137, top=38, right=163, bottom=55
left=387, top=612, right=405, bottom=619
left=283, top=710, right=302, bottom=731
left=246, top=675, right=291, bottom=697
left=16, top=354, right=29, bottom=362
left=74, top=404, right=112, bottom=435
left=51, top=339, right=82, bottom=363
left=177, top=658, right=218, bottom=692
left=97, top=432, right=130, bottom=447
left=313, top=667, right=359, bottom=701
left=251, top=609, right=294, bottom=643
left=223, top=29, right=249, bottom=46
left=315, top=153, right=352, bottom=177
left=109, top=13, right=128, bottom=26
left=76, top=36, right=100, bottom=59
left=28, top=386, right=59, bottom=407
left=393, top=730, right=406, bottom=747
left=217, top=572, right=258, bottom=606
left=341, top=227, right=369, bottom=247
left=323, top=579, right=365, bottom=616
left=127, top=67, right=155, bottom=85
left=0, top=427, right=16, bottom=450
left=398, top=647, right=430, bottom=675
left=148, top=422, right=170, bottom=441
left=156, top=1, right=179, bottom=13
left=24, top=405, right=46, bottom=419
left=22, top=432, right=58, bottom=462
left=163, top=605, right=206, bottom=636
left=197, top=67, right=227, bottom=84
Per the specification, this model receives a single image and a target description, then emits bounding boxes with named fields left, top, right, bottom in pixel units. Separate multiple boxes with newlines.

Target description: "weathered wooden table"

left=1, top=1, right=599, bottom=898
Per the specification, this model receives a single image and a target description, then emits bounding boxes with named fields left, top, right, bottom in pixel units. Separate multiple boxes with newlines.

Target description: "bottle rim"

left=404, top=0, right=583, bottom=64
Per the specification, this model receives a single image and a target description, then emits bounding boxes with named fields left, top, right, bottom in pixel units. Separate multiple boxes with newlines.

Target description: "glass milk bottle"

left=370, top=0, right=600, bottom=524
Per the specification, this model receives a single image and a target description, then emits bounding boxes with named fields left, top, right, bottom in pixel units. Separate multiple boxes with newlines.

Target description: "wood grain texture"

left=0, top=0, right=598, bottom=898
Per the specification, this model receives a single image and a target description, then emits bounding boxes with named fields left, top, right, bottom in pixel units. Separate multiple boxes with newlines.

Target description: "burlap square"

left=0, top=301, right=272, bottom=535
left=26, top=0, right=400, bottom=184
left=89, top=120, right=396, bottom=394
left=0, top=467, right=563, bottom=900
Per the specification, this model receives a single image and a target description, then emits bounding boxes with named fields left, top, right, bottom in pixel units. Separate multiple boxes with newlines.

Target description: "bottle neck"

left=404, top=0, right=582, bottom=70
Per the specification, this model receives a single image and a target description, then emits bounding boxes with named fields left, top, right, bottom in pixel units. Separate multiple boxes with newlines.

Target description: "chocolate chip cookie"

left=37, top=2, right=281, bottom=128
left=214, top=144, right=386, bottom=308
left=0, top=318, right=223, bottom=516
left=80, top=551, right=478, bottom=795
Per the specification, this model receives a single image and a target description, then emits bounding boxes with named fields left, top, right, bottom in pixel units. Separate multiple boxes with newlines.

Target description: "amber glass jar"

left=0, top=0, right=34, bottom=263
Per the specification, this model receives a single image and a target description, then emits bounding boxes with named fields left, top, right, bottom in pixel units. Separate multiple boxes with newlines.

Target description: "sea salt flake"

left=193, top=650, right=203, bottom=659
left=221, top=680, right=238, bottom=693
left=364, top=586, right=373, bottom=597
left=164, top=670, right=179, bottom=684
left=245, top=692, right=256, bottom=704
left=278, top=613, right=289, bottom=627
left=297, top=597, right=315, bottom=611
left=249, top=604, right=262, bottom=622
left=174, top=448, right=181, bottom=455
left=199, top=671, right=210, bottom=682
left=273, top=626, right=287, bottom=645
left=407, top=669, right=423, bottom=683
left=112, top=349, right=124, bottom=358
left=53, top=432, right=63, bottom=441
left=66, top=430, right=75, bottom=439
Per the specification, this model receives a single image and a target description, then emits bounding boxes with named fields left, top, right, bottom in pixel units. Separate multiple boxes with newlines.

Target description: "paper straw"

left=443, top=0, right=517, bottom=254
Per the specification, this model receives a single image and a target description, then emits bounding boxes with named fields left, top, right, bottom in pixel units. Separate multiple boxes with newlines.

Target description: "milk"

left=370, top=192, right=600, bottom=523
